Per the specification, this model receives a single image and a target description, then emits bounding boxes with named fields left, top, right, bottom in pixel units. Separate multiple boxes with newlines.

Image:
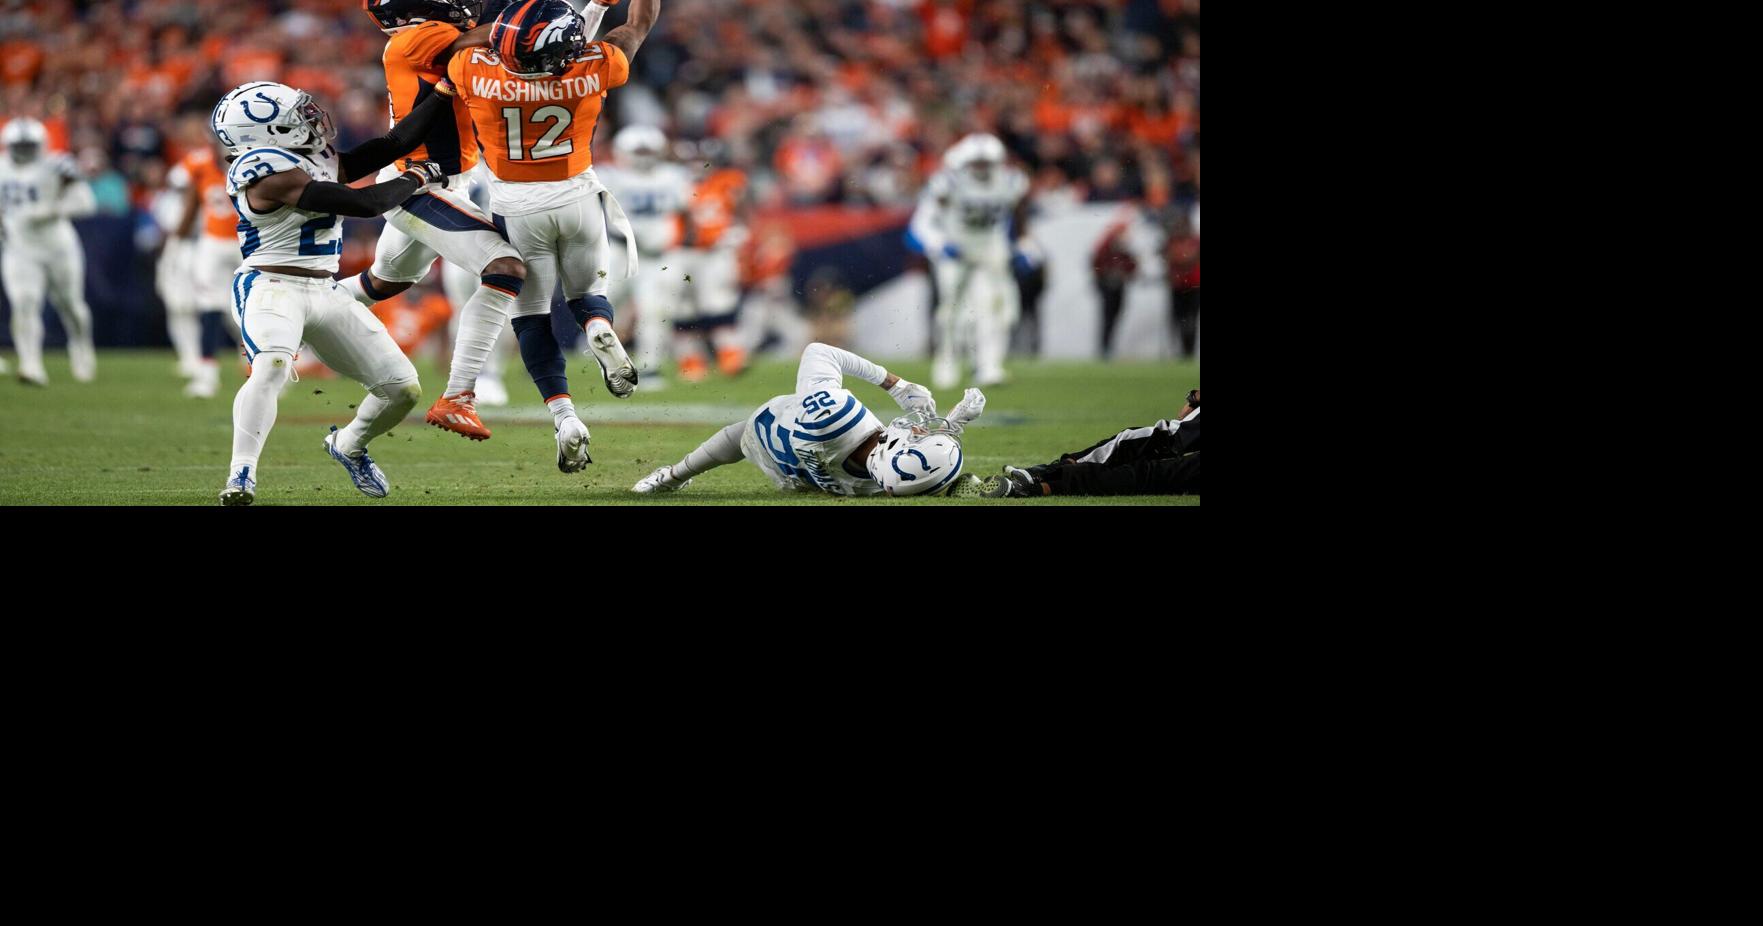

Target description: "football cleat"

left=716, top=345, right=748, bottom=377
left=325, top=426, right=391, bottom=498
left=184, top=362, right=219, bottom=399
left=632, top=465, right=690, bottom=494
left=17, top=368, right=47, bottom=387
left=68, top=339, right=96, bottom=383
left=931, top=355, right=960, bottom=391
left=555, top=416, right=593, bottom=473
left=425, top=391, right=491, bottom=440
left=944, top=473, right=986, bottom=498
left=584, top=326, right=638, bottom=399
left=219, top=466, right=256, bottom=507
left=677, top=355, right=708, bottom=383
left=978, top=467, right=1040, bottom=499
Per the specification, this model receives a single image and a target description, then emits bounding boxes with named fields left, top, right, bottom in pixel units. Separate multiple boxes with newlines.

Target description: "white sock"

left=674, top=421, right=745, bottom=479
left=546, top=395, right=578, bottom=428
left=586, top=317, right=612, bottom=337
left=230, top=350, right=291, bottom=473
left=339, top=273, right=377, bottom=308
left=168, top=312, right=201, bottom=372
left=445, top=286, right=516, bottom=396
left=337, top=378, right=420, bottom=456
left=11, top=291, right=45, bottom=377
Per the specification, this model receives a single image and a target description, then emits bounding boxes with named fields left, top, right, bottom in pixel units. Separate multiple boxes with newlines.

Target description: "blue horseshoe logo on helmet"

left=891, top=449, right=938, bottom=482
left=240, top=92, right=282, bottom=124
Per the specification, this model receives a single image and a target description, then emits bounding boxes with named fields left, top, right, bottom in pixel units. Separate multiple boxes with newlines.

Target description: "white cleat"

left=632, top=464, right=690, bottom=494
left=0, top=356, right=9, bottom=375
left=184, top=362, right=219, bottom=399
left=556, top=416, right=592, bottom=473
left=68, top=339, right=96, bottom=383
left=585, top=326, right=638, bottom=399
left=324, top=427, right=391, bottom=498
left=219, top=466, right=257, bottom=507
left=17, top=366, right=48, bottom=387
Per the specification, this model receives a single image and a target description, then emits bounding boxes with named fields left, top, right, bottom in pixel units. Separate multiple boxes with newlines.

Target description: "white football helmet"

left=211, top=82, right=335, bottom=158
left=614, top=124, right=668, bottom=170
left=868, top=412, right=967, bottom=497
left=3, top=117, right=48, bottom=163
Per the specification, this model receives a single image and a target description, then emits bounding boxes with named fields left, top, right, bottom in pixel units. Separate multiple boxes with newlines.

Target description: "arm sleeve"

left=338, top=89, right=455, bottom=182
left=295, top=174, right=425, bottom=219
left=796, top=342, right=889, bottom=394
left=578, top=3, right=609, bottom=40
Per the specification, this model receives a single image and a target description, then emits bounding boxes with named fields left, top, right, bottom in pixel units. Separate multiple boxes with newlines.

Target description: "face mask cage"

left=887, top=411, right=963, bottom=443
left=294, top=94, right=337, bottom=143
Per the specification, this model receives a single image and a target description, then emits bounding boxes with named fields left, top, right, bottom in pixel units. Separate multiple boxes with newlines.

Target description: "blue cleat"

left=324, top=426, right=390, bottom=498
left=219, top=466, right=256, bottom=507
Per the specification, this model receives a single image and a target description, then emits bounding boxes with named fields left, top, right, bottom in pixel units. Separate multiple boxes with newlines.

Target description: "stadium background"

left=0, top=0, right=1197, bottom=364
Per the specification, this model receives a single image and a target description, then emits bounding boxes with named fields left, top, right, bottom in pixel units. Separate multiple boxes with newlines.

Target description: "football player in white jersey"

left=632, top=342, right=986, bottom=498
left=907, top=133, right=1035, bottom=390
left=150, top=165, right=199, bottom=377
left=211, top=80, right=457, bottom=506
left=598, top=124, right=693, bottom=381
left=0, top=117, right=97, bottom=386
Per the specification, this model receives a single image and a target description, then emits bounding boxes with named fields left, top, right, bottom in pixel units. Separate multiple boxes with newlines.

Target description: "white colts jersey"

left=750, top=387, right=887, bottom=497
left=225, top=145, right=345, bottom=271
left=597, top=163, right=692, bottom=255
left=924, top=165, right=1028, bottom=264
left=0, top=154, right=81, bottom=253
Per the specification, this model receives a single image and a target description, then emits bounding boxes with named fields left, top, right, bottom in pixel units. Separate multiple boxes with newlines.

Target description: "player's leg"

left=4, top=252, right=49, bottom=384
left=493, top=209, right=591, bottom=468
left=159, top=239, right=202, bottom=378
left=633, top=419, right=745, bottom=493
left=442, top=256, right=511, bottom=406
left=697, top=244, right=747, bottom=376
left=632, top=251, right=673, bottom=380
left=555, top=193, right=637, bottom=400
left=187, top=238, right=238, bottom=398
left=221, top=270, right=306, bottom=505
left=931, top=257, right=968, bottom=389
left=45, top=240, right=96, bottom=382
left=973, top=263, right=1014, bottom=387
left=341, top=213, right=427, bottom=308
left=388, top=193, right=526, bottom=430
left=301, top=282, right=422, bottom=497
left=670, top=251, right=711, bottom=382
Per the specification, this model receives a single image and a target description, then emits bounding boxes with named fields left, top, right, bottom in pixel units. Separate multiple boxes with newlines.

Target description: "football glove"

left=888, top=379, right=937, bottom=415
left=401, top=159, right=447, bottom=192
left=948, top=387, right=986, bottom=427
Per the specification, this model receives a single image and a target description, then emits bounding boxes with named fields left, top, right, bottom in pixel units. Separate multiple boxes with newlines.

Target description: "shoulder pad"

left=225, top=148, right=307, bottom=196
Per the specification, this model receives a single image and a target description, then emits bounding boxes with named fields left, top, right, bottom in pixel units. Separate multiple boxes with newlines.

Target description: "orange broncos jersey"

left=690, top=168, right=747, bottom=249
left=177, top=147, right=235, bottom=240
left=447, top=40, right=629, bottom=183
left=382, top=20, right=477, bottom=174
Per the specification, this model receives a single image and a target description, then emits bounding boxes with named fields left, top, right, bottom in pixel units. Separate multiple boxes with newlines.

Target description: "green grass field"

left=0, top=349, right=1199, bottom=505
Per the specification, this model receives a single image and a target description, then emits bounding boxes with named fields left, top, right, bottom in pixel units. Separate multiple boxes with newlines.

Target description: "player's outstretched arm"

left=603, top=0, right=659, bottom=61
left=244, top=160, right=442, bottom=219
left=337, top=79, right=460, bottom=183
left=796, top=342, right=936, bottom=415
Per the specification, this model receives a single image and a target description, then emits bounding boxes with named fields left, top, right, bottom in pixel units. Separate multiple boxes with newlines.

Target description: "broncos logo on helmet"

left=490, top=0, right=586, bottom=78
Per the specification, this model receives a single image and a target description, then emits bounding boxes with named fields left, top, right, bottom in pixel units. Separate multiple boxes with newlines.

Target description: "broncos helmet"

left=491, top=0, right=586, bottom=79
left=868, top=412, right=967, bottom=497
left=211, top=82, right=336, bottom=158
left=362, top=0, right=482, bottom=33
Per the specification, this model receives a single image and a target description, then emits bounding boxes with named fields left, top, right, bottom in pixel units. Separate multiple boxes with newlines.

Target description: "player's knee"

left=485, top=256, right=525, bottom=281
left=251, top=350, right=294, bottom=387
left=376, top=378, right=422, bottom=409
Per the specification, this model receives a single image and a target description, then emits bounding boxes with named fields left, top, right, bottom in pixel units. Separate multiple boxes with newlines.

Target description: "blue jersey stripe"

left=791, top=404, right=871, bottom=443
left=236, top=271, right=262, bottom=361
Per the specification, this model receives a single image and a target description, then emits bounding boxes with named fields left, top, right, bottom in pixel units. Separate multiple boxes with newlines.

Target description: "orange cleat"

left=716, top=345, right=748, bottom=377
left=426, top=391, right=492, bottom=441
left=678, top=354, right=709, bottom=383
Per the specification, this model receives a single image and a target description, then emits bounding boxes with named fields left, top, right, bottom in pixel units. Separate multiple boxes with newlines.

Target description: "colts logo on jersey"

left=240, top=92, right=282, bottom=124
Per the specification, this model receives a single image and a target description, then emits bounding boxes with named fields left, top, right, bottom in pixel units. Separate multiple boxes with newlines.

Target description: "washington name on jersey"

left=225, top=144, right=346, bottom=271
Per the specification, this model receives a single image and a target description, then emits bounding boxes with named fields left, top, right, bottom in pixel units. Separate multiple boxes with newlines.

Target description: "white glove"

left=948, top=388, right=986, bottom=427
left=888, top=379, right=937, bottom=415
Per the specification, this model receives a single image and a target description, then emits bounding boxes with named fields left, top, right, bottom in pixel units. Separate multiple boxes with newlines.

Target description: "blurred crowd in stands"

left=1, top=0, right=1199, bottom=357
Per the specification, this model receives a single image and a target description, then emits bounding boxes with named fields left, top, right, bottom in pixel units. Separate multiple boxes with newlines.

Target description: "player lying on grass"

left=979, top=389, right=1200, bottom=498
left=633, top=343, right=986, bottom=497
left=212, top=79, right=462, bottom=506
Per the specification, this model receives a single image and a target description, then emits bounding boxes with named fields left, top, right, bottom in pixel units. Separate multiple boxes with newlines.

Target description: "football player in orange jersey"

left=446, top=0, right=656, bottom=472
left=670, top=159, right=751, bottom=381
left=345, top=0, right=528, bottom=443
left=170, top=133, right=247, bottom=398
